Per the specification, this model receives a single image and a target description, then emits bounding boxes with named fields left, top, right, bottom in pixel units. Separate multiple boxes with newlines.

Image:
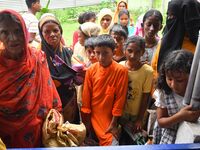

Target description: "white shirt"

left=153, top=89, right=184, bottom=109
left=22, top=12, right=39, bottom=34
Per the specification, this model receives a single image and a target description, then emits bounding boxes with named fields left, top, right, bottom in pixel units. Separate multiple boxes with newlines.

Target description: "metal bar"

left=183, top=31, right=200, bottom=106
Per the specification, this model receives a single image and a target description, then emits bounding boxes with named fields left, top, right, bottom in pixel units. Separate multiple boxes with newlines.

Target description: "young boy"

left=84, top=37, right=97, bottom=67
left=22, top=0, right=41, bottom=44
left=76, top=37, right=97, bottom=106
left=81, top=34, right=128, bottom=146
left=110, top=24, right=128, bottom=62
left=119, top=36, right=153, bottom=144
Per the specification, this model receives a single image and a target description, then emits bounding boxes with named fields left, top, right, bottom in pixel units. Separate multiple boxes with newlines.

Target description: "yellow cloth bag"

left=42, top=109, right=86, bottom=147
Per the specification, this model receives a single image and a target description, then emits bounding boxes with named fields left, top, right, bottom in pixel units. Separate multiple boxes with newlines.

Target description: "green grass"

left=62, top=21, right=79, bottom=47
left=60, top=0, right=168, bottom=46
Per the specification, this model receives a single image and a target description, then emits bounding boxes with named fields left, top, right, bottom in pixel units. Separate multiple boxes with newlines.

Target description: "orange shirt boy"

left=81, top=35, right=128, bottom=145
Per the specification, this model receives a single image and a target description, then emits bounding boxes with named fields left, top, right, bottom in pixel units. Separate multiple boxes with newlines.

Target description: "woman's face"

left=143, top=15, right=162, bottom=39
left=0, top=17, right=24, bottom=60
left=119, top=13, right=129, bottom=26
left=78, top=30, right=86, bottom=46
left=100, top=15, right=112, bottom=29
left=42, top=22, right=61, bottom=49
left=118, top=2, right=127, bottom=11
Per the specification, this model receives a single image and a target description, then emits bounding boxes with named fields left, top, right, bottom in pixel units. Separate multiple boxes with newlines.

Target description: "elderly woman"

left=0, top=9, right=62, bottom=148
left=38, top=14, right=80, bottom=123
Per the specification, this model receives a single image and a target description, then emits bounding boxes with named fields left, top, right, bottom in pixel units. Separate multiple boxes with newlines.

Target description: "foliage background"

left=37, top=0, right=168, bottom=46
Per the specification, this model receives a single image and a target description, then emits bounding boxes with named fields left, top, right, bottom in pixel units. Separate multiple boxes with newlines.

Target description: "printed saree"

left=0, top=9, right=62, bottom=148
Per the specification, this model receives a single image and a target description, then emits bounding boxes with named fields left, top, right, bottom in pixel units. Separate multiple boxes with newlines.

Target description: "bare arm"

left=157, top=105, right=200, bottom=128
left=134, top=93, right=149, bottom=131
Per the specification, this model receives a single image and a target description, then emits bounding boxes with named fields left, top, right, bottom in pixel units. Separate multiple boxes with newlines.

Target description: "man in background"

left=22, top=0, right=41, bottom=45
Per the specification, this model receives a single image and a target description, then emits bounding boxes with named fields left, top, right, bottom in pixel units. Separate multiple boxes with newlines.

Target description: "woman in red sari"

left=0, top=9, right=62, bottom=148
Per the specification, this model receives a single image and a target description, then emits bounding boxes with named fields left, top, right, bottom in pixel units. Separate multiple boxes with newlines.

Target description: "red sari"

left=0, top=10, right=62, bottom=148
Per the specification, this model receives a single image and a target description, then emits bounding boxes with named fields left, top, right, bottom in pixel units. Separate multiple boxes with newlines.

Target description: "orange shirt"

left=81, top=61, right=128, bottom=145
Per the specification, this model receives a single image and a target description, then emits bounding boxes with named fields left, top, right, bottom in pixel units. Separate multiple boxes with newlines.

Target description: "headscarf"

left=98, top=8, right=113, bottom=35
left=0, top=9, right=62, bottom=148
left=80, top=22, right=100, bottom=37
left=72, top=22, right=100, bottom=65
left=38, top=13, right=76, bottom=84
left=158, top=0, right=200, bottom=70
left=113, top=0, right=128, bottom=24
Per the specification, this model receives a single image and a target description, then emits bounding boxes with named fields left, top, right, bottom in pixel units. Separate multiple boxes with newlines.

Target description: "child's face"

left=110, top=32, right=125, bottom=50
left=125, top=42, right=144, bottom=64
left=143, top=15, right=162, bottom=39
left=88, top=17, right=96, bottom=23
left=166, top=71, right=189, bottom=97
left=119, top=14, right=129, bottom=26
left=100, top=15, right=112, bottom=29
left=86, top=47, right=97, bottom=64
left=94, top=46, right=113, bottom=67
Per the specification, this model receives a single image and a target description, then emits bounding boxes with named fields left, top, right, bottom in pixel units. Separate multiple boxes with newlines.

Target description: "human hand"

left=133, top=119, right=142, bottom=133
left=179, top=105, right=200, bottom=122
left=74, top=68, right=86, bottom=85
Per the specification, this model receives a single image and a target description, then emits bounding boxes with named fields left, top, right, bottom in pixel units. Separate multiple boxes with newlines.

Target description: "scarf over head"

left=98, top=8, right=113, bottom=35
left=39, top=13, right=76, bottom=84
left=80, top=22, right=100, bottom=37
left=0, top=9, right=62, bottom=148
left=158, top=0, right=200, bottom=70
left=113, top=0, right=128, bottom=24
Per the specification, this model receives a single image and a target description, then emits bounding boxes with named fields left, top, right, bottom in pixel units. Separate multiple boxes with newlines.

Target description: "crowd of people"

left=1, top=0, right=200, bottom=148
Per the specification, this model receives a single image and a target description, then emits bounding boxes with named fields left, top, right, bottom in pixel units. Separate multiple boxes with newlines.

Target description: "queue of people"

left=1, top=0, right=200, bottom=148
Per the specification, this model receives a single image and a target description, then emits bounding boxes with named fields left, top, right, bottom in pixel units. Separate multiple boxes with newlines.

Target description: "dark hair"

left=85, top=37, right=96, bottom=50
left=143, top=9, right=163, bottom=24
left=40, top=20, right=63, bottom=35
left=118, top=9, right=130, bottom=34
left=118, top=9, right=130, bottom=19
left=124, top=35, right=145, bottom=51
left=157, top=50, right=193, bottom=94
left=78, top=11, right=96, bottom=24
left=25, top=0, right=39, bottom=8
left=118, top=1, right=127, bottom=8
left=0, top=12, right=20, bottom=24
left=94, top=34, right=116, bottom=51
left=110, top=24, right=128, bottom=40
